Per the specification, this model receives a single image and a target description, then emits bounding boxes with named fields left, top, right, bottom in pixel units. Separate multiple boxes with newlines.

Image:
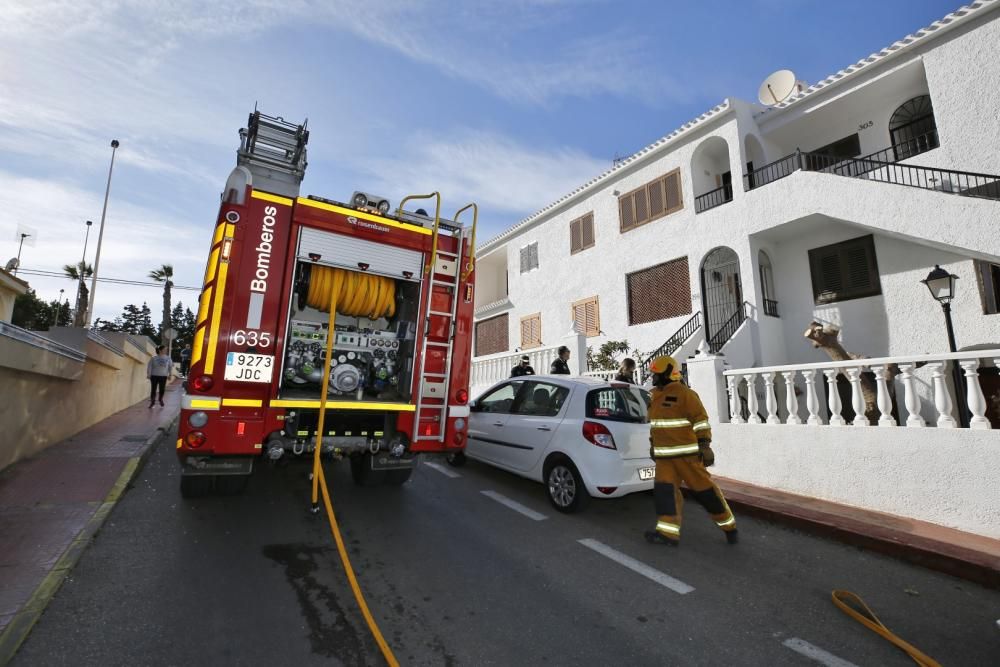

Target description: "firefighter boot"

left=645, top=531, right=679, bottom=547
left=726, top=529, right=740, bottom=545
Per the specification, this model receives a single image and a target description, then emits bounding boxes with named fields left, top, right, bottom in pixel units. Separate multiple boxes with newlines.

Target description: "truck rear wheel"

left=349, top=453, right=386, bottom=487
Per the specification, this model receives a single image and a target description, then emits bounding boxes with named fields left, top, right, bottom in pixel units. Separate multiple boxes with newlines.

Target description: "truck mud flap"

left=183, top=457, right=255, bottom=477
left=370, top=453, right=415, bottom=471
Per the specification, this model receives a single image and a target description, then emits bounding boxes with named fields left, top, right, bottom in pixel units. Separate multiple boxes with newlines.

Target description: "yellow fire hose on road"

left=309, top=268, right=400, bottom=667
left=831, top=590, right=941, bottom=666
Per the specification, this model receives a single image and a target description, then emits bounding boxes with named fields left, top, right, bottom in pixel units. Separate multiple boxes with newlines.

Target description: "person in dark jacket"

left=511, top=355, right=535, bottom=377
left=550, top=346, right=571, bottom=375
left=615, top=357, right=636, bottom=384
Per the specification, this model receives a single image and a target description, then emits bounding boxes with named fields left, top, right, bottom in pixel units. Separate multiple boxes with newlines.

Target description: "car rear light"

left=185, top=431, right=207, bottom=448
left=191, top=375, right=214, bottom=392
left=455, top=388, right=468, bottom=404
left=582, top=421, right=616, bottom=450
left=596, top=486, right=618, bottom=495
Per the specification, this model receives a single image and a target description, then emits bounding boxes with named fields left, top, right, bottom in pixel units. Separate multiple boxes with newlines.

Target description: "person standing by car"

left=615, top=357, right=637, bottom=384
left=644, top=355, right=737, bottom=547
left=550, top=346, right=571, bottom=375
left=147, top=345, right=172, bottom=408
left=511, top=355, right=535, bottom=377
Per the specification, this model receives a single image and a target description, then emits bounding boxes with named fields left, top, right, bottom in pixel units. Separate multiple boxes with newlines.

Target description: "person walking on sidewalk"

left=147, top=345, right=171, bottom=408
left=550, top=346, right=571, bottom=375
left=644, top=354, right=738, bottom=547
left=179, top=343, right=192, bottom=377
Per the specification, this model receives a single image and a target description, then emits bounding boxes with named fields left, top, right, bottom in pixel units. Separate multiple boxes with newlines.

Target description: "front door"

left=701, top=247, right=742, bottom=347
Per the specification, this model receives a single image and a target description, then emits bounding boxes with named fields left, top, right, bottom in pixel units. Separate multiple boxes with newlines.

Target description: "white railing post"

left=898, top=363, right=926, bottom=427
left=727, top=375, right=744, bottom=424
left=802, top=369, right=822, bottom=425
left=870, top=365, right=897, bottom=427
left=744, top=374, right=762, bottom=424
left=763, top=372, right=780, bottom=424
left=960, top=359, right=991, bottom=430
left=846, top=367, right=869, bottom=427
left=824, top=369, right=846, bottom=426
left=928, top=362, right=957, bottom=428
left=782, top=371, right=802, bottom=424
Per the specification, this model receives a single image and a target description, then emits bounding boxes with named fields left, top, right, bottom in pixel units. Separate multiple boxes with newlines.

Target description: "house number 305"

left=858, top=120, right=874, bottom=131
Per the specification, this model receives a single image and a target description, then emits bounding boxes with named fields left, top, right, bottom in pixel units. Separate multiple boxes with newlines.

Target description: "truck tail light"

left=192, top=375, right=214, bottom=392
left=453, top=432, right=464, bottom=444
left=455, top=388, right=468, bottom=404
left=185, top=431, right=207, bottom=448
left=582, top=421, right=616, bottom=450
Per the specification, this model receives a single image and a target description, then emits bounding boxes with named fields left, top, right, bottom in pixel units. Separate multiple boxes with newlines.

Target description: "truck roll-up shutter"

left=298, top=227, right=424, bottom=281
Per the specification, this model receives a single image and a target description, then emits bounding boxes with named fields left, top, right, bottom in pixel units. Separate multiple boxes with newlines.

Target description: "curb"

left=0, top=412, right=180, bottom=666
left=715, top=485, right=1000, bottom=589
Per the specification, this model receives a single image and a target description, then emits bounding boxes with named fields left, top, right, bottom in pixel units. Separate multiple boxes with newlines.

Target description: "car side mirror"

left=468, top=399, right=479, bottom=412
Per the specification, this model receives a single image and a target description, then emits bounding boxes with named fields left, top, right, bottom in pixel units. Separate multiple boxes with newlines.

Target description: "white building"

left=470, top=1, right=1000, bottom=539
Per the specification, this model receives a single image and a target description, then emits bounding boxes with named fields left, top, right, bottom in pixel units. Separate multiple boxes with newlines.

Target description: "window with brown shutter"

left=475, top=313, right=509, bottom=356
left=519, top=242, right=539, bottom=273
left=571, top=296, right=600, bottom=337
left=618, top=168, right=683, bottom=233
left=626, top=257, right=692, bottom=325
left=808, top=235, right=881, bottom=304
left=569, top=213, right=595, bottom=255
left=520, top=313, right=542, bottom=348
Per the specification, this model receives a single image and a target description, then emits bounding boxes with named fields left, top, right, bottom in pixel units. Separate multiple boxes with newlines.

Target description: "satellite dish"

left=5, top=258, right=19, bottom=272
left=758, top=69, right=806, bottom=106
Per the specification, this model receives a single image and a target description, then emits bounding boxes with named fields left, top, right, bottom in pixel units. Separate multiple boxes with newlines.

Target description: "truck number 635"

left=232, top=329, right=272, bottom=347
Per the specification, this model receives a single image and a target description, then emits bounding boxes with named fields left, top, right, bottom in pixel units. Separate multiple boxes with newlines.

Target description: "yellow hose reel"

left=305, top=266, right=396, bottom=319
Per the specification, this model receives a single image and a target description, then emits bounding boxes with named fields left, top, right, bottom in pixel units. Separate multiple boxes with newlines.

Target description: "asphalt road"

left=13, top=434, right=1000, bottom=666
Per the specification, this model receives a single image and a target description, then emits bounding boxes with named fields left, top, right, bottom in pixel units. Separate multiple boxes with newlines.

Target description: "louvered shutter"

left=571, top=296, right=600, bottom=336
left=520, top=313, right=541, bottom=348
left=647, top=178, right=665, bottom=218
left=664, top=171, right=682, bottom=213
left=570, top=219, right=582, bottom=254
left=619, top=195, right=635, bottom=231
left=632, top=189, right=649, bottom=226
left=809, top=235, right=881, bottom=304
left=520, top=246, right=531, bottom=274
left=530, top=243, right=539, bottom=270
left=581, top=214, right=595, bottom=248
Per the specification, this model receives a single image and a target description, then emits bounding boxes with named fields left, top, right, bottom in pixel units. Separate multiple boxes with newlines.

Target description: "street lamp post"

left=85, top=140, right=119, bottom=328
left=76, top=220, right=94, bottom=325
left=921, top=265, right=969, bottom=427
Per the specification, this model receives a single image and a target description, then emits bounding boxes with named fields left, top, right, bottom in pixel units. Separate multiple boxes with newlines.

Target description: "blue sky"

left=0, top=0, right=964, bottom=321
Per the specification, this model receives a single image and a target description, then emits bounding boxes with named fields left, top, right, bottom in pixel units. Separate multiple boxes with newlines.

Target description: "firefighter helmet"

left=649, top=355, right=682, bottom=381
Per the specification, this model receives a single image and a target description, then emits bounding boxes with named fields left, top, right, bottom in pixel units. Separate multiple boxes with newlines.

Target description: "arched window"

left=889, top=95, right=938, bottom=160
left=758, top=250, right=778, bottom=317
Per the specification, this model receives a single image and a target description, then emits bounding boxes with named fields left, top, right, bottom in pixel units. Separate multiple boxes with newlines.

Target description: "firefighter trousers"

left=653, top=455, right=736, bottom=541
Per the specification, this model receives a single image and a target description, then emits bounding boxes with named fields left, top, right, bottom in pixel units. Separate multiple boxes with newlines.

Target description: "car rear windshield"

left=586, top=386, right=650, bottom=423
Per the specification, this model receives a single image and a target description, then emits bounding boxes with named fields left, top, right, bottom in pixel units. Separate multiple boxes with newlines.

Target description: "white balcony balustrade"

left=722, top=350, right=999, bottom=429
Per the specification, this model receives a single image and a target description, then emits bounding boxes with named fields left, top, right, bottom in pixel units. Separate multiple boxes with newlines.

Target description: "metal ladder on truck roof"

left=401, top=194, right=477, bottom=443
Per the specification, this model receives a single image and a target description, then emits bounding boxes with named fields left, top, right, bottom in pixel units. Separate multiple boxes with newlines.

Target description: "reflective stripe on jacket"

left=647, top=382, right=712, bottom=458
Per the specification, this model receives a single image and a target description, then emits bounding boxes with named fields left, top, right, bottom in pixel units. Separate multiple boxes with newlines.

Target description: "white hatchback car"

left=449, top=375, right=655, bottom=513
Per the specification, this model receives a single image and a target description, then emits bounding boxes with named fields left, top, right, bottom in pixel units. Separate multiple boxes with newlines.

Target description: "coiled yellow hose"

left=305, top=266, right=396, bottom=319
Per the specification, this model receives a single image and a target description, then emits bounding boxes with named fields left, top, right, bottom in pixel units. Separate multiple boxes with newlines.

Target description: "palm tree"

left=63, top=261, right=93, bottom=327
left=148, top=264, right=174, bottom=346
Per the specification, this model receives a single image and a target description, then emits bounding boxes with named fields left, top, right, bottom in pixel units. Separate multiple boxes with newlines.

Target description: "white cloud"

left=357, top=129, right=607, bottom=237
left=0, top=170, right=209, bottom=321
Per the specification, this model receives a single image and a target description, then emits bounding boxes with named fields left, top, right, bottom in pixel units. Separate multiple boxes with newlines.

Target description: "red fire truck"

left=176, top=111, right=477, bottom=497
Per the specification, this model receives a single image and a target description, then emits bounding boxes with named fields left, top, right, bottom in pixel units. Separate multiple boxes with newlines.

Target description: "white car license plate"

left=638, top=466, right=655, bottom=481
left=224, top=352, right=274, bottom=383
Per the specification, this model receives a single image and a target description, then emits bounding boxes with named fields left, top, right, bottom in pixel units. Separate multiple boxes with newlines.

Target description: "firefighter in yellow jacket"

left=645, top=355, right=738, bottom=546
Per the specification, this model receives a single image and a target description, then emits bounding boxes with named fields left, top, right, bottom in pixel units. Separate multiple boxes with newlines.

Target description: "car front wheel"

left=544, top=458, right=588, bottom=513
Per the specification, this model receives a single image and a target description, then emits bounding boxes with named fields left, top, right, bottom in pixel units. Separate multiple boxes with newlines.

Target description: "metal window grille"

left=475, top=313, right=509, bottom=356
left=627, top=257, right=692, bottom=325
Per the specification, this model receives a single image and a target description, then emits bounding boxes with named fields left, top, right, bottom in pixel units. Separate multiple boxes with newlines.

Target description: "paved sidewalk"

left=716, top=476, right=1000, bottom=588
left=0, top=381, right=181, bottom=664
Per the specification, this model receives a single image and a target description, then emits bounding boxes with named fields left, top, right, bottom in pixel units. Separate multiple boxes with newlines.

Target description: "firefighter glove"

left=698, top=438, right=715, bottom=467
